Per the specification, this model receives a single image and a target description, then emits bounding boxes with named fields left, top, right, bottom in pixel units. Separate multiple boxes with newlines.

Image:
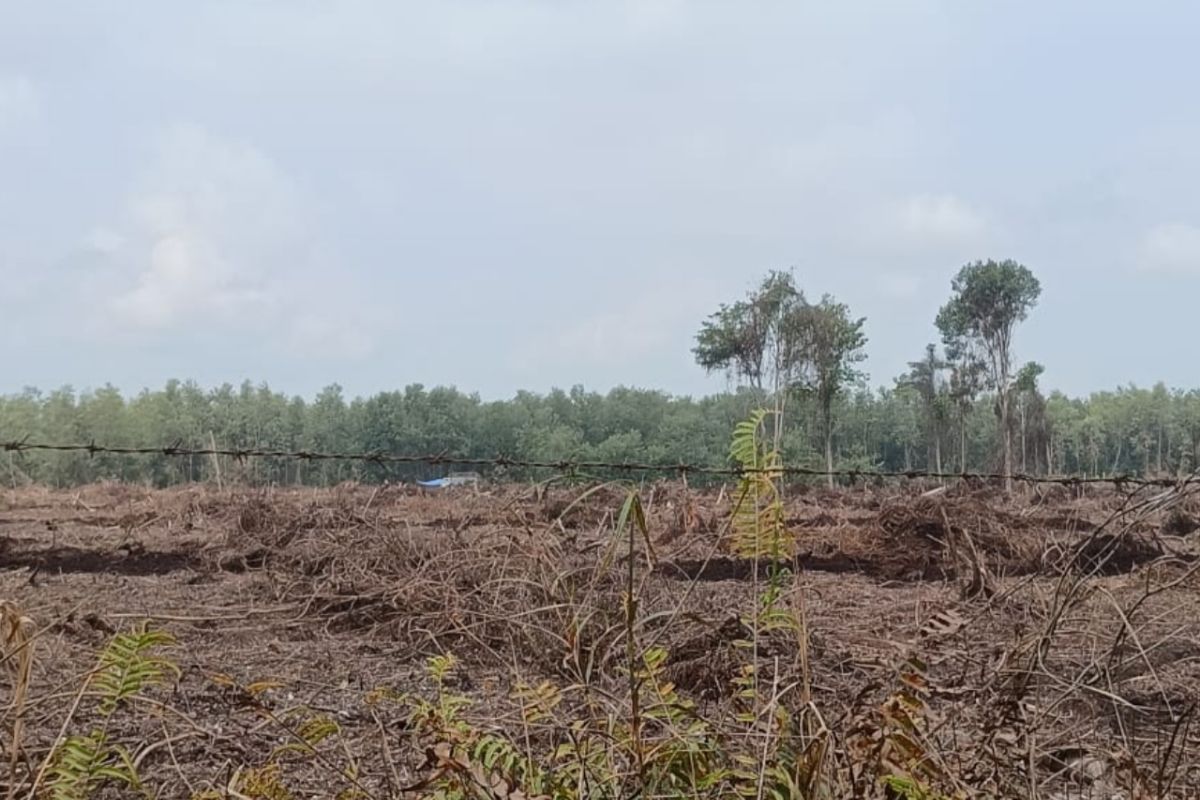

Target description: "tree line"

left=3, top=259, right=1197, bottom=488
left=2, top=377, right=1198, bottom=489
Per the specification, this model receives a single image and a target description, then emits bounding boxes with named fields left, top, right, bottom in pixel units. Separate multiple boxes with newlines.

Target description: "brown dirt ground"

left=2, top=480, right=1200, bottom=798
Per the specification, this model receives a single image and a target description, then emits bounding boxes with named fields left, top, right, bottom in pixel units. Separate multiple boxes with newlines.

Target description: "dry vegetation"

left=2, top=477, right=1200, bottom=798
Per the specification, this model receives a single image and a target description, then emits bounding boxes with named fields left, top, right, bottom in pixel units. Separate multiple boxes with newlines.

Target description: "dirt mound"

left=234, top=497, right=278, bottom=534
left=871, top=497, right=958, bottom=579
left=654, top=487, right=1168, bottom=582
left=877, top=496, right=952, bottom=542
left=871, top=495, right=1126, bottom=579
left=1070, top=532, right=1164, bottom=575
left=662, top=616, right=750, bottom=699
left=1162, top=507, right=1199, bottom=536
left=538, top=484, right=628, bottom=529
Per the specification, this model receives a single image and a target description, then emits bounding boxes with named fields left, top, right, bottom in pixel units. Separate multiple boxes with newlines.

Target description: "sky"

left=3, top=1, right=1200, bottom=402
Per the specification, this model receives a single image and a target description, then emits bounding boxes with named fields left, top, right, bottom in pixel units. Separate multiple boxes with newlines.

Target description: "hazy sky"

left=3, top=1, right=1199, bottom=401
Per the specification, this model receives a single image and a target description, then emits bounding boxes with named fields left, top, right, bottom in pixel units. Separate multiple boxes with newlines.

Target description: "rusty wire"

left=0, top=437, right=1187, bottom=487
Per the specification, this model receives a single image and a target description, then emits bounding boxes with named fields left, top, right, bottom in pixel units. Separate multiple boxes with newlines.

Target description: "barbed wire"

left=0, top=437, right=1188, bottom=488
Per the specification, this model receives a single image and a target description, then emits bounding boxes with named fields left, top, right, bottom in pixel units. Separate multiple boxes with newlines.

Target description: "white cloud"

left=0, top=75, right=41, bottom=131
left=96, top=124, right=376, bottom=358
left=112, top=235, right=266, bottom=327
left=83, top=227, right=125, bottom=255
left=1139, top=223, right=1200, bottom=274
left=106, top=125, right=288, bottom=328
left=897, top=193, right=986, bottom=243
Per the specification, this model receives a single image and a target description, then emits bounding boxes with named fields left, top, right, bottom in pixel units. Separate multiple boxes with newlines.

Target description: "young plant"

left=727, top=410, right=833, bottom=798
left=200, top=674, right=370, bottom=800
left=42, top=623, right=179, bottom=800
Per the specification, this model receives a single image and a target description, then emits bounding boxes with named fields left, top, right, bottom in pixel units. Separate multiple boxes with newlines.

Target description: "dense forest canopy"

left=2, top=379, right=1197, bottom=487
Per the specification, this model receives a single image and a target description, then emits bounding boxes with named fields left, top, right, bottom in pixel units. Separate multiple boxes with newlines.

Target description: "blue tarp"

left=418, top=475, right=480, bottom=488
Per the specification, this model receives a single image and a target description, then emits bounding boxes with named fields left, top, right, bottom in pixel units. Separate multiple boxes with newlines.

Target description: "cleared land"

left=2, top=480, right=1199, bottom=798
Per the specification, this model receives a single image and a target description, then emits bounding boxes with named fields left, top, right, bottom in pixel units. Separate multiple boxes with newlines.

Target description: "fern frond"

left=728, top=411, right=795, bottom=560
left=513, top=680, right=562, bottom=724
left=92, top=625, right=179, bottom=716
left=272, top=713, right=342, bottom=759
left=47, top=732, right=138, bottom=800
left=45, top=624, right=176, bottom=800
left=425, top=653, right=457, bottom=683
left=237, top=763, right=293, bottom=800
left=729, top=411, right=767, bottom=469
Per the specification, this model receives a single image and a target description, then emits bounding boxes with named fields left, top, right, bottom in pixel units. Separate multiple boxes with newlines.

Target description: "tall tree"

left=693, top=271, right=810, bottom=450
left=936, top=259, right=1041, bottom=491
left=900, top=344, right=950, bottom=476
left=1178, top=390, right=1200, bottom=474
left=944, top=338, right=987, bottom=473
left=1013, top=361, right=1046, bottom=474
left=795, top=296, right=868, bottom=487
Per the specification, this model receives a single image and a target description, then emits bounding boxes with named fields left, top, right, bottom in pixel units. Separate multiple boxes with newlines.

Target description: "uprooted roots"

left=874, top=494, right=1168, bottom=579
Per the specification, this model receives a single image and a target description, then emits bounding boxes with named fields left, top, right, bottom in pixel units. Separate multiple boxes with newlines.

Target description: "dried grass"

left=3, top=481, right=1200, bottom=796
